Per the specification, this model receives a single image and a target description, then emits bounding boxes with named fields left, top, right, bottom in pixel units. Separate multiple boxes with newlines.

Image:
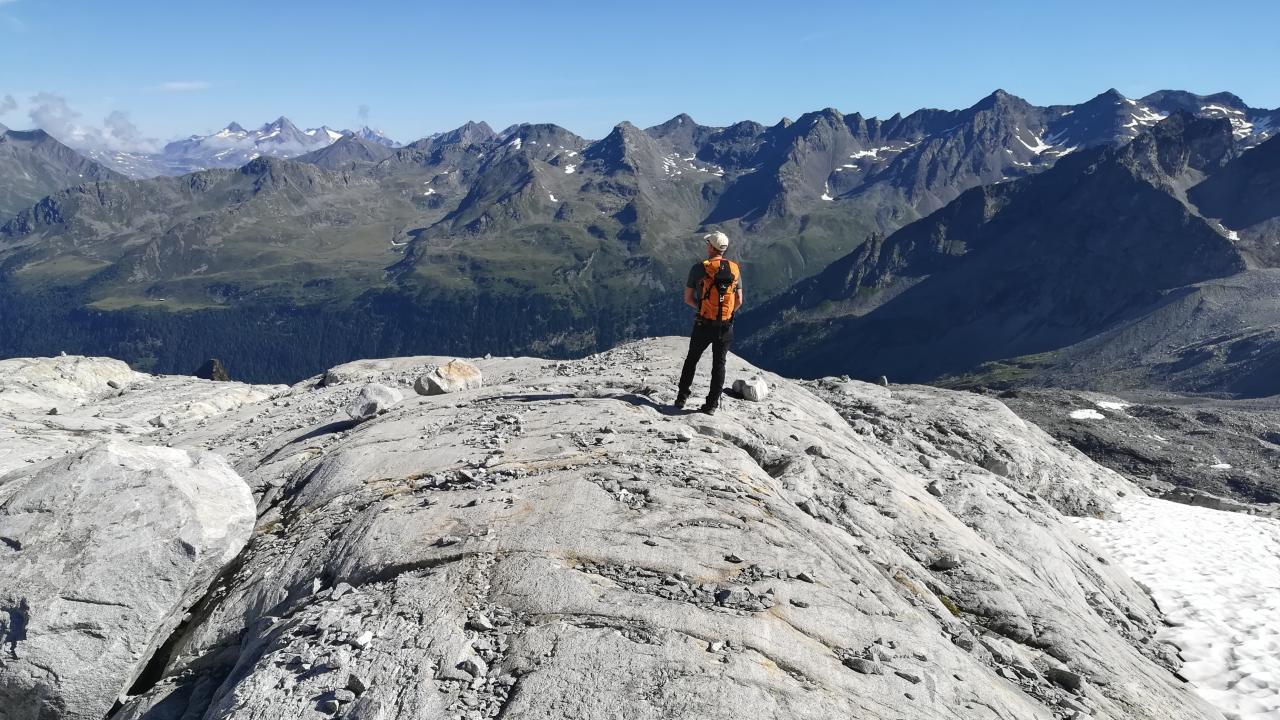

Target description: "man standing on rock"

left=676, top=231, right=743, bottom=415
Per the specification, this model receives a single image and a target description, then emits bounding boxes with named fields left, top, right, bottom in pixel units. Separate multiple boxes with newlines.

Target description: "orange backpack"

left=697, top=258, right=741, bottom=322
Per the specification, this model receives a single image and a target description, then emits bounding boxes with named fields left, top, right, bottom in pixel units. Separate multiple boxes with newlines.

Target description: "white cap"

left=703, top=231, right=730, bottom=252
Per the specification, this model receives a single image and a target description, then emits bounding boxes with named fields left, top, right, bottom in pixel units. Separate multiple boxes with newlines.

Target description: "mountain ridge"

left=2, top=88, right=1278, bottom=384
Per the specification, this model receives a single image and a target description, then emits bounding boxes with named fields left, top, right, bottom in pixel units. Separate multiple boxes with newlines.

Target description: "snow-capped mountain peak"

left=342, top=126, right=400, bottom=148
left=141, top=117, right=358, bottom=175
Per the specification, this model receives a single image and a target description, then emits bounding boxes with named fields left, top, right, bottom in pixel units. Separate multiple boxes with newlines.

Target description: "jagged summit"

left=582, top=121, right=662, bottom=172
left=435, top=120, right=497, bottom=147
left=971, top=88, right=1028, bottom=110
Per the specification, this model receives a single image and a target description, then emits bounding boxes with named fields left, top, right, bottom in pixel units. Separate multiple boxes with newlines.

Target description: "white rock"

left=0, top=441, right=255, bottom=720
left=346, top=383, right=403, bottom=421
left=733, top=376, right=770, bottom=402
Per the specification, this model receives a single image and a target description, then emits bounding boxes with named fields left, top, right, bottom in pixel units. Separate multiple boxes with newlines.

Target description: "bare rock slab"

left=0, top=441, right=255, bottom=720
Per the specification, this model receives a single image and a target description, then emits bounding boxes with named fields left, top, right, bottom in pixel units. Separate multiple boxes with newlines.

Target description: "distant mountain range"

left=72, top=118, right=401, bottom=178
left=1, top=88, right=1277, bottom=385
left=741, top=113, right=1280, bottom=395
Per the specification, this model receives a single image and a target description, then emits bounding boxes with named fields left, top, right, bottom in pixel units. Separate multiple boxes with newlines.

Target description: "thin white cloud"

left=152, top=81, right=211, bottom=93
left=27, top=92, right=162, bottom=153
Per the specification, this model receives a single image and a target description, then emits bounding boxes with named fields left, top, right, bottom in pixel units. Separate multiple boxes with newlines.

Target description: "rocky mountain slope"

left=0, top=129, right=121, bottom=219
left=742, top=113, right=1280, bottom=396
left=989, top=388, right=1280, bottom=510
left=0, top=339, right=1227, bottom=720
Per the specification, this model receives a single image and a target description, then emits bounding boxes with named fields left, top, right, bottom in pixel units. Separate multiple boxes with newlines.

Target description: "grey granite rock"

left=0, top=339, right=1226, bottom=720
left=345, top=383, right=403, bottom=421
left=0, top=442, right=255, bottom=720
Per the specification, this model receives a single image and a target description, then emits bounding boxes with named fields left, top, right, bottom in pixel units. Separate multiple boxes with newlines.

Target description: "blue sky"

left=2, top=0, right=1278, bottom=149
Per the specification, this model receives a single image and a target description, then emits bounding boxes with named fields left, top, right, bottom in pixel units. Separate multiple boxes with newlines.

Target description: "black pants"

left=678, top=319, right=733, bottom=407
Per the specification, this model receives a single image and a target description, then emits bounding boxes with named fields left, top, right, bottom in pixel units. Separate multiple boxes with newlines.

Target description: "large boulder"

left=414, top=359, right=483, bottom=396
left=0, top=442, right=255, bottom=720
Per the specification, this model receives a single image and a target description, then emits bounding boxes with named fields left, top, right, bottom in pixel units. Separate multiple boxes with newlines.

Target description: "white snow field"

left=1073, top=497, right=1280, bottom=720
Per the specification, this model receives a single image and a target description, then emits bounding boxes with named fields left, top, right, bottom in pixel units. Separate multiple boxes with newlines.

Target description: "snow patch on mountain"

left=1123, top=107, right=1169, bottom=131
left=1073, top=497, right=1280, bottom=720
left=1016, top=130, right=1052, bottom=154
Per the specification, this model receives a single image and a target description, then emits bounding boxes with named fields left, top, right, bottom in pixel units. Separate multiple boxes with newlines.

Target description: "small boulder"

left=732, top=376, right=769, bottom=402
left=346, top=672, right=369, bottom=694
left=894, top=670, right=923, bottom=684
left=467, top=614, right=495, bottom=632
left=457, top=656, right=487, bottom=677
left=930, top=553, right=963, bottom=571
left=346, top=383, right=403, bottom=422
left=1047, top=666, right=1086, bottom=692
left=415, top=359, right=483, bottom=396
left=194, top=358, right=231, bottom=382
left=844, top=657, right=886, bottom=675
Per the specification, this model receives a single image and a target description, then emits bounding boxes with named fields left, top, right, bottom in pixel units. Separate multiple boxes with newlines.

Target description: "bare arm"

left=684, top=287, right=698, bottom=310
left=736, top=287, right=744, bottom=310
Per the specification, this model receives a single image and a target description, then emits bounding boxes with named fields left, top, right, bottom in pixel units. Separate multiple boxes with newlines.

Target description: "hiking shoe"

left=698, top=403, right=717, bottom=416
left=674, top=392, right=689, bottom=409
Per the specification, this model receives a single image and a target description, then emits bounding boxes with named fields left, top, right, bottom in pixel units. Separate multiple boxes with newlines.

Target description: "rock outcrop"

left=0, top=354, right=279, bottom=476
left=0, top=340, right=1224, bottom=720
